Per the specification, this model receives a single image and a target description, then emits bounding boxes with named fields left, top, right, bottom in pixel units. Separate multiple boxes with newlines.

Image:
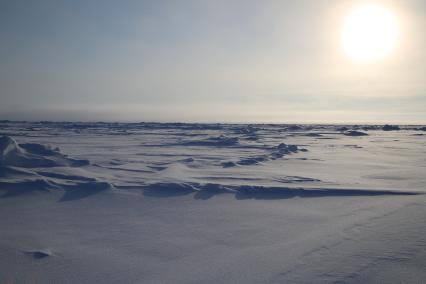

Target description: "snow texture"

left=0, top=121, right=425, bottom=283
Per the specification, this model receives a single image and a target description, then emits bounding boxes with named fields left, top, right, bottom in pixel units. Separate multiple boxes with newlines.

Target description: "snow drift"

left=0, top=136, right=89, bottom=168
left=0, top=135, right=110, bottom=200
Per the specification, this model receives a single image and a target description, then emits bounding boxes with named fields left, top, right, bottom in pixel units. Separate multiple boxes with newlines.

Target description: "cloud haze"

left=1, top=0, right=425, bottom=123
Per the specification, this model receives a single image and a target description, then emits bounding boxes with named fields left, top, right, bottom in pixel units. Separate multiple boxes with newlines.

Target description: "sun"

left=341, top=5, right=399, bottom=61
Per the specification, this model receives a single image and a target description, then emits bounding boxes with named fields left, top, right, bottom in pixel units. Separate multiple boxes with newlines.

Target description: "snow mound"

left=382, top=124, right=400, bottom=131
left=24, top=249, right=53, bottom=259
left=270, top=143, right=306, bottom=159
left=336, top=126, right=349, bottom=132
left=344, top=130, right=368, bottom=136
left=286, top=125, right=303, bottom=131
left=222, top=143, right=307, bottom=168
left=0, top=136, right=89, bottom=168
left=221, top=161, right=238, bottom=168
left=277, top=143, right=299, bottom=153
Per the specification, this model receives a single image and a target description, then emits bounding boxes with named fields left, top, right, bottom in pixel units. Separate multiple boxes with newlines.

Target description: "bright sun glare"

left=342, top=5, right=399, bottom=61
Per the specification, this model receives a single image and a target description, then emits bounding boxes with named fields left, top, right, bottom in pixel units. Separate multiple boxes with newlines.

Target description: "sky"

left=0, top=0, right=425, bottom=123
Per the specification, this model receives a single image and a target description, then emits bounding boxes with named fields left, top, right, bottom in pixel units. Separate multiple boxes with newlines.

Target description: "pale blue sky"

left=1, top=0, right=425, bottom=123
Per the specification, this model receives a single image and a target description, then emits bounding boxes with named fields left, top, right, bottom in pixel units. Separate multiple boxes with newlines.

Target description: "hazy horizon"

left=1, top=118, right=425, bottom=125
left=1, top=0, right=425, bottom=123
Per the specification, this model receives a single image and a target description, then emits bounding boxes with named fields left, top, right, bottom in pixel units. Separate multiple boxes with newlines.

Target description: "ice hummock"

left=0, top=135, right=89, bottom=168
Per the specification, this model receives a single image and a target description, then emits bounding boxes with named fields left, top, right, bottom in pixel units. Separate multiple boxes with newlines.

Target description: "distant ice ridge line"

left=1, top=121, right=425, bottom=132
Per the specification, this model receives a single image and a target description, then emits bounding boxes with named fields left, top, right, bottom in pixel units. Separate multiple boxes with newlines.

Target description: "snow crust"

left=0, top=121, right=425, bottom=283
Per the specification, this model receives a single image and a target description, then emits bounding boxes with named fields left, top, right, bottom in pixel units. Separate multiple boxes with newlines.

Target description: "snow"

left=0, top=135, right=89, bottom=168
left=344, top=130, right=369, bottom=136
left=0, top=121, right=425, bottom=283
